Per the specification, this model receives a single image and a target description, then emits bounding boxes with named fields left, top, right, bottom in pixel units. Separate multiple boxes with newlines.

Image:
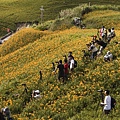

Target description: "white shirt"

left=111, top=29, right=115, bottom=34
left=90, top=44, right=98, bottom=52
left=107, top=32, right=112, bottom=37
left=104, top=95, right=111, bottom=110
left=34, top=94, right=40, bottom=98
left=100, top=28, right=106, bottom=36
left=70, top=59, right=74, bottom=69
left=104, top=53, right=113, bottom=59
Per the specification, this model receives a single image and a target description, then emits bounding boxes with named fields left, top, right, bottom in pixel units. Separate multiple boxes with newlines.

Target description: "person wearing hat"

left=104, top=51, right=113, bottom=62
left=32, top=90, right=41, bottom=99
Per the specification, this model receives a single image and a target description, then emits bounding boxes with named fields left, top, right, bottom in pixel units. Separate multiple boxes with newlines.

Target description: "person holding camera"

left=100, top=90, right=111, bottom=115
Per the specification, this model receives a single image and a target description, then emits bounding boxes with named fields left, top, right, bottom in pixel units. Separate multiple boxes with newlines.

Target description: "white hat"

left=35, top=90, right=40, bottom=93
left=107, top=51, right=110, bottom=54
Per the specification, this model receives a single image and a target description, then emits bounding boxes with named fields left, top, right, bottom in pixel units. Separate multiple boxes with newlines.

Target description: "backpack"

left=111, top=97, right=116, bottom=109
left=74, top=60, right=77, bottom=68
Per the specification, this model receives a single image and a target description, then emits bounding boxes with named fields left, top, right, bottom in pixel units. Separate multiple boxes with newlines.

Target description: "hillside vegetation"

left=0, top=27, right=120, bottom=119
left=0, top=28, right=52, bottom=56
left=0, top=0, right=120, bottom=36
left=0, top=1, right=120, bottom=120
left=36, top=4, right=120, bottom=31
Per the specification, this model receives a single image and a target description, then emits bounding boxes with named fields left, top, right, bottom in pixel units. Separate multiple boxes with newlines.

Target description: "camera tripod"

left=95, top=91, right=104, bottom=117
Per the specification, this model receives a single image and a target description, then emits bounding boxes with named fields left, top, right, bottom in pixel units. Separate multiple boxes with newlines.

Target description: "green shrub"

left=35, top=20, right=54, bottom=31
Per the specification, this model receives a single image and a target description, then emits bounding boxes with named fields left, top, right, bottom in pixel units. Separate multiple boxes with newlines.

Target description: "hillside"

left=0, top=1, right=120, bottom=119
left=0, top=27, right=120, bottom=119
left=0, top=0, right=120, bottom=36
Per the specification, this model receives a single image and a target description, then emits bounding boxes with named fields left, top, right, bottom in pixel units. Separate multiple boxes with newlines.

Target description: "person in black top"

left=55, top=60, right=64, bottom=82
left=0, top=110, right=5, bottom=120
left=95, top=39, right=107, bottom=55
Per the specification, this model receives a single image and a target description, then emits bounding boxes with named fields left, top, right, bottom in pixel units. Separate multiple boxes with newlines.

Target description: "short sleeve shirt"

left=104, top=95, right=111, bottom=110
left=57, top=64, right=64, bottom=75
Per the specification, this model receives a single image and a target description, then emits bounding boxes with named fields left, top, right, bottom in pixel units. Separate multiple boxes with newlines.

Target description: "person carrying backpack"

left=69, top=57, right=75, bottom=72
left=111, top=97, right=116, bottom=110
left=100, top=90, right=116, bottom=115
left=67, top=51, right=74, bottom=68
left=100, top=90, right=111, bottom=115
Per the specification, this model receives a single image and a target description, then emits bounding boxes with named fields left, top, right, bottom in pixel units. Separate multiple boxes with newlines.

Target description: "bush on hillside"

left=49, top=18, right=73, bottom=31
left=35, top=20, right=54, bottom=31
left=35, top=4, right=120, bottom=31
left=81, top=7, right=92, bottom=16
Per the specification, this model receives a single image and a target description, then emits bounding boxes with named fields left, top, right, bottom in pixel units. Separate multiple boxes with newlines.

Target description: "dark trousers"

left=104, top=110, right=110, bottom=114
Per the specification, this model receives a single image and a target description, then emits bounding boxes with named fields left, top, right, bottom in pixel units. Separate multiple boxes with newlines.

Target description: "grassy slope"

left=83, top=10, right=120, bottom=29
left=0, top=0, right=120, bottom=119
left=0, top=9, right=120, bottom=57
left=0, top=0, right=120, bottom=36
left=0, top=27, right=120, bottom=119
left=0, top=28, right=52, bottom=57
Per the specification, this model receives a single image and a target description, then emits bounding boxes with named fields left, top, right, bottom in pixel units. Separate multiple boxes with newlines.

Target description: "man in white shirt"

left=70, top=57, right=75, bottom=72
left=101, top=90, right=111, bottom=114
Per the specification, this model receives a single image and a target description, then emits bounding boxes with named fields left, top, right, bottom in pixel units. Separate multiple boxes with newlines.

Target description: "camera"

left=52, top=62, right=54, bottom=64
left=22, top=83, right=26, bottom=86
left=63, top=55, right=66, bottom=57
left=55, top=61, right=59, bottom=64
left=97, top=89, right=103, bottom=92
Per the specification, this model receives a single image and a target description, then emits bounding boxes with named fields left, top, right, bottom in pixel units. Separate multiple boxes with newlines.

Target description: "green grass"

left=0, top=0, right=120, bottom=119
left=0, top=0, right=120, bottom=36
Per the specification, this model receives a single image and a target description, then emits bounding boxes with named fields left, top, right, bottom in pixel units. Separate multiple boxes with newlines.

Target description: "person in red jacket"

left=64, top=59, right=69, bottom=81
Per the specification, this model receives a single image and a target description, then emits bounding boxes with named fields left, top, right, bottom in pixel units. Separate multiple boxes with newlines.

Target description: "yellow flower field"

left=0, top=27, right=120, bottom=119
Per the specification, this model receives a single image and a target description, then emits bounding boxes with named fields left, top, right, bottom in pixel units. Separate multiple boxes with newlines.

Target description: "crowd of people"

left=82, top=26, right=117, bottom=115
left=50, top=26, right=117, bottom=115
left=50, top=26, right=116, bottom=82
left=83, top=26, right=116, bottom=61
left=53, top=51, right=77, bottom=83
